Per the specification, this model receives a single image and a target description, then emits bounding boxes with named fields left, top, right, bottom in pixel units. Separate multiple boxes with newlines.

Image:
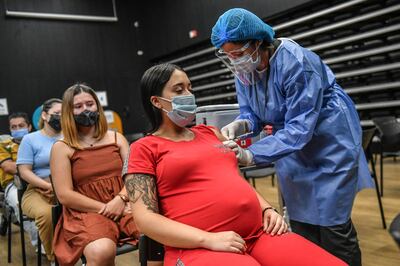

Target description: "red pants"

left=164, top=233, right=347, bottom=266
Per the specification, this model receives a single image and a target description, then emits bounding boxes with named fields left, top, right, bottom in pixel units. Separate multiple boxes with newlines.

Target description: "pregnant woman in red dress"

left=124, top=63, right=347, bottom=266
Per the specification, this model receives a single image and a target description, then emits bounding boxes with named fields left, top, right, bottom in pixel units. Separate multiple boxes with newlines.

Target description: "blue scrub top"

left=16, top=130, right=61, bottom=179
left=236, top=38, right=374, bottom=226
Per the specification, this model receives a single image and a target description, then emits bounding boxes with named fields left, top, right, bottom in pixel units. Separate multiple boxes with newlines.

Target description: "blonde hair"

left=38, top=98, right=62, bottom=129
left=61, top=83, right=108, bottom=150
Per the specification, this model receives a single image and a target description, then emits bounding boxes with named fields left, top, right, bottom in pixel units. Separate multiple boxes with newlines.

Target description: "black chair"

left=372, top=116, right=400, bottom=196
left=125, top=133, right=145, bottom=144
left=2, top=178, right=34, bottom=264
left=49, top=176, right=138, bottom=266
left=14, top=174, right=43, bottom=266
left=362, top=126, right=387, bottom=229
left=240, top=163, right=275, bottom=188
left=139, top=234, right=164, bottom=266
left=3, top=189, right=14, bottom=263
left=389, top=213, right=400, bottom=248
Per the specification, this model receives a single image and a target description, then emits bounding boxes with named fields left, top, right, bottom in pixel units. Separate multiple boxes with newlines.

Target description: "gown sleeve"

left=235, top=78, right=263, bottom=135
left=248, top=53, right=325, bottom=164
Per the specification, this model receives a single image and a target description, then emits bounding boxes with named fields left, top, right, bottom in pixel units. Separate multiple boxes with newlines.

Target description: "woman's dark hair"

left=140, top=63, right=183, bottom=133
left=38, top=98, right=62, bottom=129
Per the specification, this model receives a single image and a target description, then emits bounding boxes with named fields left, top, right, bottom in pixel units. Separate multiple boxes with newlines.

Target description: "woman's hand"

left=35, top=187, right=54, bottom=199
left=98, top=196, right=125, bottom=221
left=35, top=180, right=54, bottom=200
left=263, top=209, right=288, bottom=236
left=123, top=203, right=132, bottom=215
left=202, top=231, right=247, bottom=254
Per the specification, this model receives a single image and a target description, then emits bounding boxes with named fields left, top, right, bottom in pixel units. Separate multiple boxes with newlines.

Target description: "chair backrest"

left=372, top=116, right=400, bottom=151
left=124, top=132, right=145, bottom=144
left=13, top=172, right=28, bottom=203
left=362, top=126, right=379, bottom=163
left=139, top=234, right=164, bottom=265
left=49, top=175, right=62, bottom=232
left=362, top=126, right=377, bottom=151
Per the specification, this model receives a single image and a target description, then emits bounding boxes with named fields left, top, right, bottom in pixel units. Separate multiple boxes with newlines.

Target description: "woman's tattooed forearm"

left=125, top=174, right=159, bottom=213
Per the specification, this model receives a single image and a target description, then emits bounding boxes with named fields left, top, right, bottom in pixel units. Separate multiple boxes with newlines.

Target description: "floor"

left=1, top=157, right=399, bottom=265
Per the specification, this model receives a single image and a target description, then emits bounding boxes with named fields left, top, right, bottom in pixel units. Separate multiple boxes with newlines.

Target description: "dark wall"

left=0, top=0, right=151, bottom=134
left=135, top=0, right=312, bottom=60
left=0, top=0, right=312, bottom=134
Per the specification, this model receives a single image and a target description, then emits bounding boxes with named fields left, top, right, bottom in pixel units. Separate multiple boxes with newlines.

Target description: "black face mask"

left=74, top=110, right=99, bottom=127
left=48, top=114, right=61, bottom=132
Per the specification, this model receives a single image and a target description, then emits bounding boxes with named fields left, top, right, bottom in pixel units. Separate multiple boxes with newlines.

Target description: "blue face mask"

left=158, top=94, right=197, bottom=127
left=11, top=128, right=29, bottom=140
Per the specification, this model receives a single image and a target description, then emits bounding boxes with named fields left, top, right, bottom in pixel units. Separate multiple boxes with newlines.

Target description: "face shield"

left=215, top=41, right=263, bottom=86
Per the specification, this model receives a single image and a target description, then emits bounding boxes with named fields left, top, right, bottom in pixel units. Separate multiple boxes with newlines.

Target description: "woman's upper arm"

left=209, top=127, right=227, bottom=142
left=18, top=164, right=33, bottom=176
left=16, top=136, right=34, bottom=166
left=124, top=173, right=159, bottom=214
left=116, top=132, right=129, bottom=162
left=50, top=141, right=73, bottom=200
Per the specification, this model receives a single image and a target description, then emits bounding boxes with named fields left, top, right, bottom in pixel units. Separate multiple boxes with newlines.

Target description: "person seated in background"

left=0, top=112, right=38, bottom=249
left=123, top=63, right=347, bottom=266
left=51, top=83, right=139, bottom=266
left=17, top=99, right=62, bottom=263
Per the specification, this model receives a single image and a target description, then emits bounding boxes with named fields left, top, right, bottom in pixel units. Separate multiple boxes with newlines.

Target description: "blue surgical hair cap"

left=211, top=8, right=275, bottom=48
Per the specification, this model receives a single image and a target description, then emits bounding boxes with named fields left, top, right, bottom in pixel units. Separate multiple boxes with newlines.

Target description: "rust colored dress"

left=53, top=140, right=139, bottom=266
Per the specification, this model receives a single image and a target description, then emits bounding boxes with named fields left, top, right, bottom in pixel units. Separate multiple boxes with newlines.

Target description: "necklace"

left=79, top=137, right=98, bottom=147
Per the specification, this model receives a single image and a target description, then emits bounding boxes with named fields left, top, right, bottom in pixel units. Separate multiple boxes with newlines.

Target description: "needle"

left=232, top=131, right=253, bottom=141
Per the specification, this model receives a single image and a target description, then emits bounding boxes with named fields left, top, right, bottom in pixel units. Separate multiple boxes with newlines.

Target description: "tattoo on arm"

left=125, top=174, right=159, bottom=213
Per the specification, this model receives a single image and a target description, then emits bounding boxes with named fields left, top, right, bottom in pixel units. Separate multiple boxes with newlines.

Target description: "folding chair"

left=362, top=126, right=386, bottom=229
left=240, top=163, right=275, bottom=188
left=139, top=234, right=164, bottom=266
left=3, top=190, right=14, bottom=263
left=372, top=116, right=400, bottom=196
left=14, top=174, right=42, bottom=266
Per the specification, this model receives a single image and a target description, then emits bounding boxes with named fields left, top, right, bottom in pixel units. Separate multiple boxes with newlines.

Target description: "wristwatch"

left=117, top=193, right=129, bottom=203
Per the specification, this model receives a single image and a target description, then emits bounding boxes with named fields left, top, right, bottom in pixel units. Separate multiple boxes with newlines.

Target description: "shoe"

left=35, top=244, right=46, bottom=255
left=50, top=262, right=55, bottom=266
left=0, top=214, right=8, bottom=236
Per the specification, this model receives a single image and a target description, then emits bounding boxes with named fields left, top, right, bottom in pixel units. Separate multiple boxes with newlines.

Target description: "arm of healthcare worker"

left=245, top=57, right=324, bottom=164
left=124, top=173, right=247, bottom=254
left=211, top=128, right=287, bottom=236
left=50, top=141, right=120, bottom=220
left=221, top=79, right=263, bottom=140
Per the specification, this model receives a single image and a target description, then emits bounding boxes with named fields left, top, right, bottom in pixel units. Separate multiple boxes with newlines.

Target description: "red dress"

left=128, top=125, right=346, bottom=266
left=53, top=143, right=139, bottom=266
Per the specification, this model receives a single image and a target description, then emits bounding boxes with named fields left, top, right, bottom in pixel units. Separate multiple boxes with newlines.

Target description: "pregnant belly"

left=162, top=182, right=262, bottom=238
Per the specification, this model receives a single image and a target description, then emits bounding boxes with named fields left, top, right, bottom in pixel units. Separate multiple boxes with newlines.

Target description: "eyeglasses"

left=216, top=41, right=251, bottom=58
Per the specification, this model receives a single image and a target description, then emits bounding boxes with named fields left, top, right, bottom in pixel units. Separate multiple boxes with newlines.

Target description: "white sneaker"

left=50, top=262, right=55, bottom=266
left=35, top=244, right=46, bottom=255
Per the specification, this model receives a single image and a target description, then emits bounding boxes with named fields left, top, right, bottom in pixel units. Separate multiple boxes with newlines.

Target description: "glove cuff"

left=244, top=149, right=254, bottom=166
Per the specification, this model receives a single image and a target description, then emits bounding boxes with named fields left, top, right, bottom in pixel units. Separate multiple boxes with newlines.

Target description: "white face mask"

left=216, top=41, right=263, bottom=85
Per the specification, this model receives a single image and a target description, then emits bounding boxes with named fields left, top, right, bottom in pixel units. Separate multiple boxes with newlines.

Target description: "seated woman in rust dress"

left=50, top=83, right=139, bottom=266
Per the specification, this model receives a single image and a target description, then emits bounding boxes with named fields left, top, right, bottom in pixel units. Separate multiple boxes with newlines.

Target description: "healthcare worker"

left=211, top=8, right=374, bottom=266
